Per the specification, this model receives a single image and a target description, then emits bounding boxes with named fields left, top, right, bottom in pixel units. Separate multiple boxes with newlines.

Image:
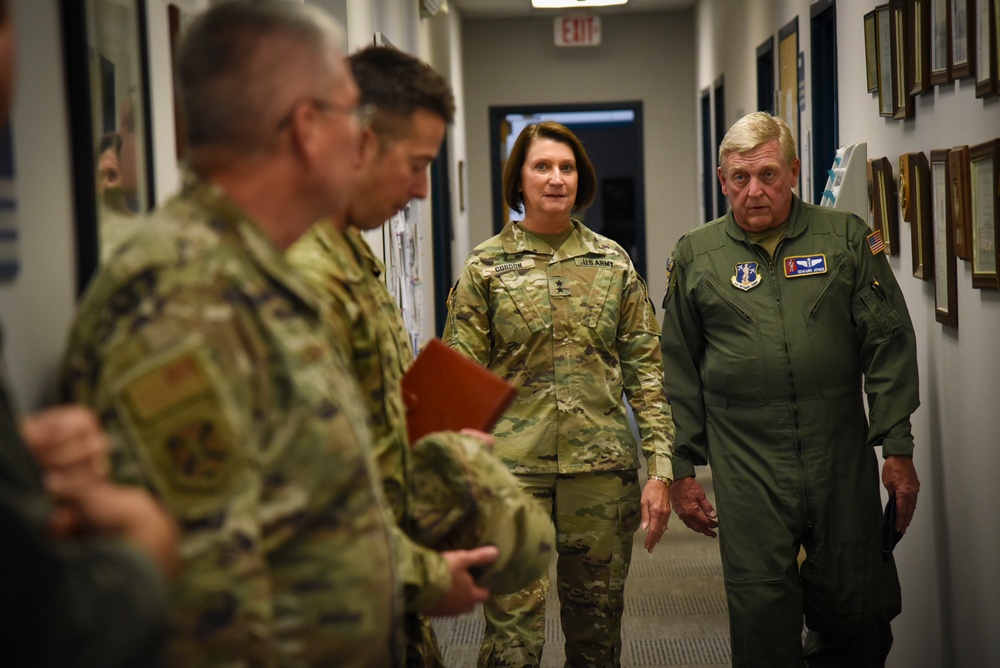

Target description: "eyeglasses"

left=275, top=99, right=377, bottom=131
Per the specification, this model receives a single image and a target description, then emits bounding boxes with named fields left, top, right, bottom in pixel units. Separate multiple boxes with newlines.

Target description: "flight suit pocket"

left=856, top=286, right=902, bottom=344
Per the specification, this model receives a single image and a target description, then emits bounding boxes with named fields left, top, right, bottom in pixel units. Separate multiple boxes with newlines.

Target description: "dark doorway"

left=700, top=89, right=714, bottom=222
left=429, top=135, right=453, bottom=337
left=811, top=0, right=839, bottom=205
left=488, top=103, right=647, bottom=279
left=713, top=76, right=727, bottom=218
left=757, top=37, right=775, bottom=114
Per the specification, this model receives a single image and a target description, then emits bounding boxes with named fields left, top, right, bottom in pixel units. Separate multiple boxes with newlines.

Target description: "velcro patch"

left=482, top=258, right=536, bottom=277
left=867, top=230, right=885, bottom=255
left=575, top=257, right=620, bottom=268
left=123, top=354, right=209, bottom=422
left=783, top=254, right=827, bottom=278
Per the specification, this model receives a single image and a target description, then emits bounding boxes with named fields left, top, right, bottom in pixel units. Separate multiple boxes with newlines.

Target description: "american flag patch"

left=867, top=230, right=885, bottom=255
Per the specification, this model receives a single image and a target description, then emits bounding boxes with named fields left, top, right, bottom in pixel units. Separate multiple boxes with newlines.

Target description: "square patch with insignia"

left=867, top=230, right=885, bottom=255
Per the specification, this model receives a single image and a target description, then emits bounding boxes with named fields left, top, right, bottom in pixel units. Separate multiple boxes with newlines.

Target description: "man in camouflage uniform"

left=661, top=112, right=920, bottom=666
left=59, top=3, right=496, bottom=665
left=288, top=46, right=554, bottom=667
left=444, top=121, right=674, bottom=667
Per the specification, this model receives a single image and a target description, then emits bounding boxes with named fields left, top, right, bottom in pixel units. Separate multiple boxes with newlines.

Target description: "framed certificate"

left=877, top=5, right=896, bottom=116
left=866, top=9, right=881, bottom=93
left=931, top=149, right=958, bottom=327
left=901, top=152, right=934, bottom=280
left=892, top=0, right=915, bottom=118
left=948, top=145, right=973, bottom=261
left=952, top=0, right=976, bottom=79
left=931, top=0, right=953, bottom=85
left=871, top=157, right=900, bottom=255
left=908, top=0, right=932, bottom=95
left=969, top=139, right=999, bottom=288
left=976, top=0, right=999, bottom=96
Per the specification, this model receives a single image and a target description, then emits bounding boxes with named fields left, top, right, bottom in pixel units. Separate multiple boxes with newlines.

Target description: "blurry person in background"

left=0, top=1, right=178, bottom=665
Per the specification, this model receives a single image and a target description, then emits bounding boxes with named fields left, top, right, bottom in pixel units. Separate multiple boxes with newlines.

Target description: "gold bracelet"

left=647, top=475, right=672, bottom=486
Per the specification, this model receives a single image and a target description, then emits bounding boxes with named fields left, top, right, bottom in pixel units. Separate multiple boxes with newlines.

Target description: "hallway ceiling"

left=452, top=0, right=694, bottom=18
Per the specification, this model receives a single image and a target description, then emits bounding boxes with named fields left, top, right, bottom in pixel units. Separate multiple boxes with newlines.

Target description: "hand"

left=882, top=455, right=920, bottom=534
left=640, top=478, right=671, bottom=553
left=22, top=405, right=109, bottom=484
left=423, top=545, right=499, bottom=616
left=46, top=474, right=179, bottom=577
left=669, top=477, right=718, bottom=538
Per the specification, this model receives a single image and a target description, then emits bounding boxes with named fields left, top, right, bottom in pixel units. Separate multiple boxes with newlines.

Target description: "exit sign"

left=554, top=15, right=601, bottom=47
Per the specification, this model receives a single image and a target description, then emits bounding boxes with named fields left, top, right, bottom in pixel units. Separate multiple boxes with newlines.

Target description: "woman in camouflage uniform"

left=444, top=122, right=675, bottom=668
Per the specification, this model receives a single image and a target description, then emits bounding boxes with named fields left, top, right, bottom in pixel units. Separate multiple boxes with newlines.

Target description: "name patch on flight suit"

left=482, top=258, right=536, bottom=277
left=731, top=261, right=762, bottom=291
left=783, top=254, right=827, bottom=278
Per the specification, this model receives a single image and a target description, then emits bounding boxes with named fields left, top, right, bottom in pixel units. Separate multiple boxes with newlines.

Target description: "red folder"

left=401, top=338, right=516, bottom=444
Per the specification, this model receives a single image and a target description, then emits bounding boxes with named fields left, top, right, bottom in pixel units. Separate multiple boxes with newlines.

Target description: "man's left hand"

left=641, top=478, right=671, bottom=553
left=882, top=455, right=920, bottom=534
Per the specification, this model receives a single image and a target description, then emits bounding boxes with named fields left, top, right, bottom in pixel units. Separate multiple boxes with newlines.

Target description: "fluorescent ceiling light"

left=532, top=0, right=628, bottom=8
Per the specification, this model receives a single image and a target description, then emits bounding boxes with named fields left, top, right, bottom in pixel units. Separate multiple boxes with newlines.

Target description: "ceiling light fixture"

left=531, top=0, right=628, bottom=9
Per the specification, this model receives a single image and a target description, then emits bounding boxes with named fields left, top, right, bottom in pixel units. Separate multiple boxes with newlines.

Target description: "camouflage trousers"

left=478, top=470, right=641, bottom=668
left=405, top=612, right=446, bottom=667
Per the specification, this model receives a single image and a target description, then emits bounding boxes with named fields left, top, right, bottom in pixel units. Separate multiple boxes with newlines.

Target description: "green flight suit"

left=660, top=197, right=919, bottom=667
left=60, top=175, right=404, bottom=667
left=288, top=222, right=554, bottom=667
left=445, top=220, right=674, bottom=667
left=0, top=347, right=168, bottom=667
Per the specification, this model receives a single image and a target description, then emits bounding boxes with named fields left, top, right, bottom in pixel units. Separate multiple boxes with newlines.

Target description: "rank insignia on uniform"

left=867, top=230, right=886, bottom=255
left=783, top=254, right=827, bottom=278
left=731, top=262, right=762, bottom=291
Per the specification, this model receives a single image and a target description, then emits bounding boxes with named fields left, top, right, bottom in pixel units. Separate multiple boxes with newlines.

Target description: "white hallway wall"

left=696, top=0, right=1000, bottom=666
left=460, top=10, right=699, bottom=311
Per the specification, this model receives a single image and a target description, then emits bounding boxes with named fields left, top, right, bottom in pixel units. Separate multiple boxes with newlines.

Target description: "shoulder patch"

left=123, top=354, right=209, bottom=422
left=482, top=258, right=536, bottom=277
left=867, top=230, right=886, bottom=255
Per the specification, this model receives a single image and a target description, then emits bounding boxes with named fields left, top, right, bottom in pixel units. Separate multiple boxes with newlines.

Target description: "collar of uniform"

left=500, top=219, right=611, bottom=258
left=308, top=219, right=368, bottom=284
left=723, top=195, right=806, bottom=244
left=344, top=227, right=387, bottom=280
left=183, top=172, right=327, bottom=314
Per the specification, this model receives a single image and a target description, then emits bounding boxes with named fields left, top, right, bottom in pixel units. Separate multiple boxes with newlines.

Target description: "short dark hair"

left=177, top=0, right=345, bottom=154
left=502, top=121, right=597, bottom=215
left=98, top=131, right=122, bottom=156
left=348, top=46, right=454, bottom=143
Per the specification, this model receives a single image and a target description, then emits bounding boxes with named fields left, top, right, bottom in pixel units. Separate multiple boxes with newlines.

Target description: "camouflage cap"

left=407, top=432, right=554, bottom=595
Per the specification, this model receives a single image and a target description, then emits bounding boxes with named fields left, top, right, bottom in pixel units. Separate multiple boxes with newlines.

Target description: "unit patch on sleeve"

left=783, top=254, right=828, bottom=278
left=867, top=230, right=886, bottom=255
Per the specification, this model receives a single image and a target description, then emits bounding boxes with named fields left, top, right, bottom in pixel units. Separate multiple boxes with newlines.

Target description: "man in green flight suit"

left=288, top=46, right=553, bottom=667
left=661, top=111, right=921, bottom=667
left=60, top=3, right=497, bottom=665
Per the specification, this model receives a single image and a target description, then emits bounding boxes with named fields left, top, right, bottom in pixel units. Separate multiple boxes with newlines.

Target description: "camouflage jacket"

left=60, top=176, right=403, bottom=667
left=288, top=221, right=553, bottom=607
left=288, top=222, right=413, bottom=523
left=444, top=220, right=674, bottom=478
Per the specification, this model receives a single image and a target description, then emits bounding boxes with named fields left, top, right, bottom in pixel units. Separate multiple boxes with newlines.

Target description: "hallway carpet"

left=432, top=470, right=730, bottom=667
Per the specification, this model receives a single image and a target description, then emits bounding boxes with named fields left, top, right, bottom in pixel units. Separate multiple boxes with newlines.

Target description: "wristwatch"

left=647, top=475, right=672, bottom=486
